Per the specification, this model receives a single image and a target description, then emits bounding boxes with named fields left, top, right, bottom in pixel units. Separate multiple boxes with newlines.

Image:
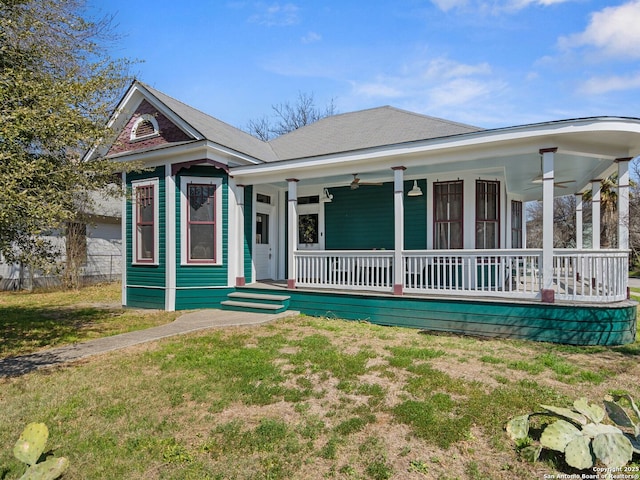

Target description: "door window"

left=256, top=213, right=269, bottom=244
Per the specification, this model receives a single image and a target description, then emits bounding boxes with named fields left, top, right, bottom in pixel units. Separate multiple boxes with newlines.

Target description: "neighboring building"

left=90, top=80, right=639, bottom=345
left=0, top=194, right=122, bottom=290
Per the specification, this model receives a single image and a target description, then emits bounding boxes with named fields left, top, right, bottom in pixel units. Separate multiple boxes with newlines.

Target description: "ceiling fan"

left=531, top=174, right=576, bottom=188
left=350, top=173, right=383, bottom=189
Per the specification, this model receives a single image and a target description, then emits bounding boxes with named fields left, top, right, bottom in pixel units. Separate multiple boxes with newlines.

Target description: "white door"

left=254, top=189, right=277, bottom=280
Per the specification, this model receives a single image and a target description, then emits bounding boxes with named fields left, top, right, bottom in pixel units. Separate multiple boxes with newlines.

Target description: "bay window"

left=180, top=176, right=222, bottom=265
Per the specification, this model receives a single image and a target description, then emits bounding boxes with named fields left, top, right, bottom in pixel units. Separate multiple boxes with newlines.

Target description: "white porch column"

left=591, top=180, right=601, bottom=250
left=541, top=148, right=556, bottom=303
left=575, top=193, right=583, bottom=249
left=235, top=183, right=246, bottom=286
left=617, top=158, right=631, bottom=251
left=165, top=165, right=176, bottom=311
left=392, top=167, right=405, bottom=295
left=287, top=179, right=299, bottom=289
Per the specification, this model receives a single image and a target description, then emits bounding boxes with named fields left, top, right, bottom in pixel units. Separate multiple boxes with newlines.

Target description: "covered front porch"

left=227, top=117, right=638, bottom=344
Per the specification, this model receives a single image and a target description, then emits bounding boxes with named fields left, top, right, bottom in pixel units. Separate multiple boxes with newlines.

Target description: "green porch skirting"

left=241, top=288, right=637, bottom=346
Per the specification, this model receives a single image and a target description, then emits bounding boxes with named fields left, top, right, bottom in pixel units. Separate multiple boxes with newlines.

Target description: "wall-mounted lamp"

left=407, top=180, right=423, bottom=197
left=321, top=187, right=333, bottom=203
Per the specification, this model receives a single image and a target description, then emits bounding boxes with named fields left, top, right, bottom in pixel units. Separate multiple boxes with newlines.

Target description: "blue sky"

left=89, top=0, right=640, bottom=130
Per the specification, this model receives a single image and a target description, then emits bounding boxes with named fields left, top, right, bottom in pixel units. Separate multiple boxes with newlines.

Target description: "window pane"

left=138, top=225, right=154, bottom=259
left=299, top=214, right=318, bottom=244
left=435, top=223, right=448, bottom=249
left=450, top=223, right=463, bottom=249
left=189, top=185, right=215, bottom=222
left=139, top=203, right=153, bottom=223
left=256, top=213, right=269, bottom=244
left=190, top=224, right=214, bottom=260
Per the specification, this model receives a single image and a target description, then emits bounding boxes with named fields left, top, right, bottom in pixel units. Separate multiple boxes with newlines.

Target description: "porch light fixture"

left=407, top=180, right=423, bottom=197
left=321, top=188, right=333, bottom=203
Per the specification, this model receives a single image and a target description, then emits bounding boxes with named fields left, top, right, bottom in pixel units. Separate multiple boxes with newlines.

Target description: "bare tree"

left=246, top=92, right=337, bottom=140
left=526, top=195, right=579, bottom=248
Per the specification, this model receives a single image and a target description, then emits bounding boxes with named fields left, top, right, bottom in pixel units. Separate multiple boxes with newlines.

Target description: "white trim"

left=131, top=178, right=160, bottom=266
left=121, top=172, right=127, bottom=306
left=179, top=176, right=223, bottom=266
left=130, top=114, right=160, bottom=142
left=227, top=178, right=240, bottom=285
left=165, top=166, right=176, bottom=311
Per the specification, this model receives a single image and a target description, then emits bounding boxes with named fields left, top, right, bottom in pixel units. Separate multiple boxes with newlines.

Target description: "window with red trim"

left=434, top=180, right=463, bottom=249
left=136, top=185, right=155, bottom=262
left=476, top=180, right=500, bottom=249
left=511, top=200, right=523, bottom=248
left=187, top=184, right=216, bottom=262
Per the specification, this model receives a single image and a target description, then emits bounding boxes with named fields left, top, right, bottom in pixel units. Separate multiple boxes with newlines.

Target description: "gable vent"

left=130, top=114, right=159, bottom=141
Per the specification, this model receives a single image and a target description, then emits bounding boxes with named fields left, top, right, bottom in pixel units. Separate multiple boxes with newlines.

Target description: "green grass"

left=0, top=286, right=638, bottom=479
left=0, top=282, right=178, bottom=358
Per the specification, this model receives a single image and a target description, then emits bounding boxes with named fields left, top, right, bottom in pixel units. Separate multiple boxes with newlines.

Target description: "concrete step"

left=220, top=300, right=288, bottom=314
left=227, top=292, right=290, bottom=303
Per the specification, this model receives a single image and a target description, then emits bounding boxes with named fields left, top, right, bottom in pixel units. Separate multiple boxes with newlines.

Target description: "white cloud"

left=430, top=0, right=468, bottom=12
left=301, top=31, right=321, bottom=44
left=249, top=3, right=300, bottom=26
left=559, top=1, right=640, bottom=59
left=430, top=0, right=574, bottom=13
left=351, top=57, right=505, bottom=113
left=579, top=72, right=640, bottom=95
left=428, top=78, right=495, bottom=107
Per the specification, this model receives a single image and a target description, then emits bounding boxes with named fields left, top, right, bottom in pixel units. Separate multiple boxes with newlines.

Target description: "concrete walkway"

left=0, top=309, right=297, bottom=378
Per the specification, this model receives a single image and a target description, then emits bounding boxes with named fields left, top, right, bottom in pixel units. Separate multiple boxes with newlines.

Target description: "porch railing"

left=553, top=249, right=628, bottom=302
left=295, top=250, right=394, bottom=291
left=403, top=249, right=541, bottom=299
left=292, top=249, right=630, bottom=302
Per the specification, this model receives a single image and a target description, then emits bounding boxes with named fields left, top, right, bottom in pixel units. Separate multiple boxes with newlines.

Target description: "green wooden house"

left=92, top=81, right=639, bottom=345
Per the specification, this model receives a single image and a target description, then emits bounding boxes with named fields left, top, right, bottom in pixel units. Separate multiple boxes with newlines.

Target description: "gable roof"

left=138, top=82, right=278, bottom=162
left=111, top=82, right=483, bottom=164
left=268, top=106, right=483, bottom=160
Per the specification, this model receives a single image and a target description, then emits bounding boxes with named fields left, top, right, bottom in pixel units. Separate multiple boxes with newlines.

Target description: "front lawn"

left=0, top=283, right=178, bottom=358
left=0, top=286, right=639, bottom=479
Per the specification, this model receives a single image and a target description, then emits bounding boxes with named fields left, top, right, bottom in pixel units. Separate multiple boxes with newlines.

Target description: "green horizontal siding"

left=126, top=167, right=166, bottom=289
left=175, top=288, right=233, bottom=310
left=325, top=180, right=427, bottom=250
left=175, top=167, right=229, bottom=289
left=240, top=287, right=637, bottom=346
left=126, top=287, right=165, bottom=309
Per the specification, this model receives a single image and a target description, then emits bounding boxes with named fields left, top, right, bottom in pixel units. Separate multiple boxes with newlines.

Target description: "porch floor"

left=241, top=280, right=633, bottom=308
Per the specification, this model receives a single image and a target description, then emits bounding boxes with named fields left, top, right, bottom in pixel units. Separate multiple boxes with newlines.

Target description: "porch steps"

left=220, top=292, right=290, bottom=314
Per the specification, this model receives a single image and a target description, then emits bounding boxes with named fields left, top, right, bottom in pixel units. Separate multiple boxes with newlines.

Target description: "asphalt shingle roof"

left=141, top=83, right=483, bottom=163
left=141, top=83, right=278, bottom=162
left=269, top=106, right=482, bottom=160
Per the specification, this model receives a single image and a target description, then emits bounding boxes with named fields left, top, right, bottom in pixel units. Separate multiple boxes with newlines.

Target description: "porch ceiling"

left=230, top=117, right=640, bottom=200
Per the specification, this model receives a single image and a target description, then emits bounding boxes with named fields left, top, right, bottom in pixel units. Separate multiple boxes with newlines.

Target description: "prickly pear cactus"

left=18, top=457, right=69, bottom=480
left=564, top=435, right=593, bottom=470
left=13, top=423, right=48, bottom=466
left=592, top=432, right=633, bottom=469
left=12, top=423, right=69, bottom=480
left=506, top=395, right=640, bottom=471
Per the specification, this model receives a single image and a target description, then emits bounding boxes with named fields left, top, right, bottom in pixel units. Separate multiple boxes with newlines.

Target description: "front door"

left=255, top=189, right=277, bottom=280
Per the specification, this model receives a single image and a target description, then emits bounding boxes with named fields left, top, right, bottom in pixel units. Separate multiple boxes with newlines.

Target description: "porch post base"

left=541, top=289, right=555, bottom=303
left=393, top=284, right=403, bottom=296
left=235, top=277, right=246, bottom=287
left=287, top=279, right=296, bottom=289
left=628, top=287, right=631, bottom=300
